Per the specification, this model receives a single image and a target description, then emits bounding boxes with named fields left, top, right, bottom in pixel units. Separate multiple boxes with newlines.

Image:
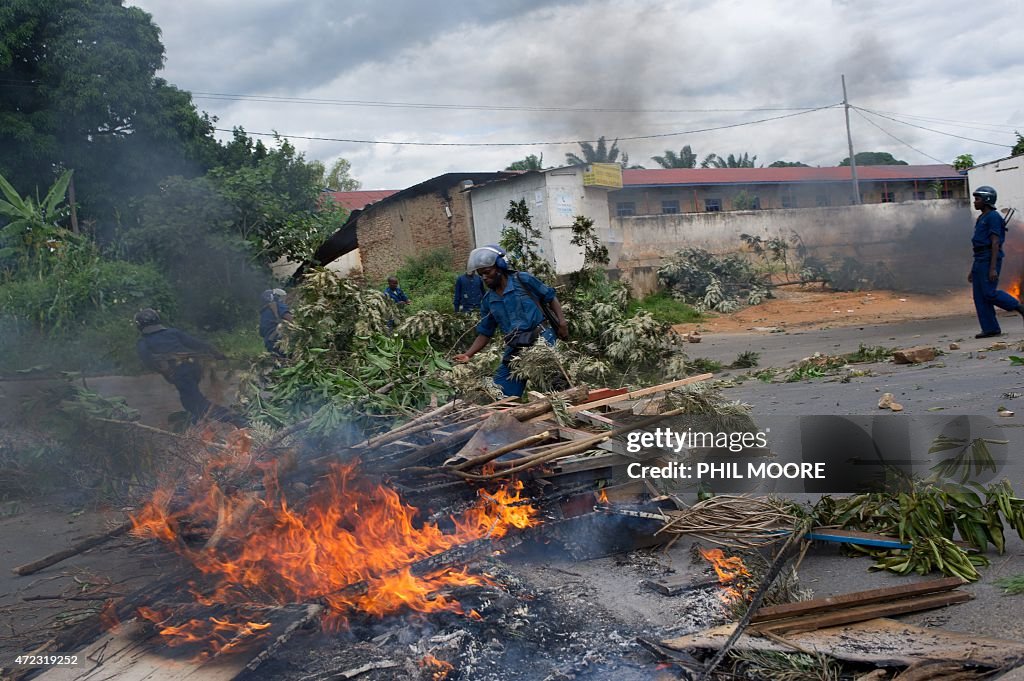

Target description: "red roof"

left=323, top=190, right=398, bottom=211
left=623, top=164, right=961, bottom=187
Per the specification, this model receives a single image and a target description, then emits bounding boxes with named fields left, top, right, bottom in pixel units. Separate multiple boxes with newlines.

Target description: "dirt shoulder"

left=672, top=287, right=971, bottom=335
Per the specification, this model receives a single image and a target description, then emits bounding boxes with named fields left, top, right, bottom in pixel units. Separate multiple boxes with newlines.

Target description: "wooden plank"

left=36, top=605, right=323, bottom=681
left=567, top=374, right=713, bottom=413
left=754, top=591, right=972, bottom=635
left=661, top=618, right=1024, bottom=669
left=805, top=528, right=911, bottom=549
left=573, top=410, right=617, bottom=428
left=750, top=576, right=965, bottom=624
left=641, top=576, right=722, bottom=596
left=554, top=427, right=628, bottom=455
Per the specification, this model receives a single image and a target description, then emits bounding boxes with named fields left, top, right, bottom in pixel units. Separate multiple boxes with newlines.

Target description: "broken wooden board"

left=754, top=591, right=971, bottom=635
left=641, top=576, right=721, bottom=596
left=35, top=605, right=322, bottom=681
left=660, top=618, right=1024, bottom=668
left=750, top=577, right=964, bottom=624
left=566, top=375, right=713, bottom=413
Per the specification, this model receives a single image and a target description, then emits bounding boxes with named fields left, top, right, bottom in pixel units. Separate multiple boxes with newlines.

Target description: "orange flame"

left=1010, top=278, right=1022, bottom=300
left=131, top=459, right=539, bottom=654
left=99, top=599, right=121, bottom=632
left=595, top=488, right=609, bottom=504
left=699, top=547, right=750, bottom=604
left=419, top=653, right=454, bottom=680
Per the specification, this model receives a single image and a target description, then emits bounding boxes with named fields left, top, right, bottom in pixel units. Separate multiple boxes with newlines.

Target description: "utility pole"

left=842, top=74, right=861, bottom=205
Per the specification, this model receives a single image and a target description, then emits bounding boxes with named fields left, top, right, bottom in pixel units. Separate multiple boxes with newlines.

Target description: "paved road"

left=692, top=311, right=1024, bottom=416
left=666, top=311, right=1024, bottom=649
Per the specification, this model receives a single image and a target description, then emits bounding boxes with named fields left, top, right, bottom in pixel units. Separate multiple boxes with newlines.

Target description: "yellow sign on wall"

left=582, top=163, right=623, bottom=189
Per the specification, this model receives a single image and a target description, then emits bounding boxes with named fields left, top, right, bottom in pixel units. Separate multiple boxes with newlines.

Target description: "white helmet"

left=466, top=245, right=509, bottom=274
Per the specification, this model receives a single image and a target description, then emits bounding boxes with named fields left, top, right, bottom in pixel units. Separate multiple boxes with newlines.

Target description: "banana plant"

left=0, top=170, right=76, bottom=276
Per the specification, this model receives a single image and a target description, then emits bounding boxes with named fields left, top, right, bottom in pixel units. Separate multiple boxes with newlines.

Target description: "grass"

left=731, top=350, right=760, bottom=368
left=844, top=343, right=893, bottom=363
left=628, top=291, right=702, bottom=324
left=786, top=354, right=848, bottom=382
left=995, top=573, right=1024, bottom=595
left=208, top=326, right=267, bottom=364
left=688, top=357, right=723, bottom=373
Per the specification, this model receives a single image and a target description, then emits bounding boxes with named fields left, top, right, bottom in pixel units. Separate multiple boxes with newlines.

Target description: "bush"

left=628, top=291, right=702, bottom=324
left=394, top=248, right=459, bottom=313
left=0, top=258, right=174, bottom=336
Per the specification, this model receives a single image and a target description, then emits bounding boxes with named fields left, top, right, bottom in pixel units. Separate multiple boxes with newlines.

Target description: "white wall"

left=969, top=155, right=1024, bottom=221
left=469, top=168, right=614, bottom=274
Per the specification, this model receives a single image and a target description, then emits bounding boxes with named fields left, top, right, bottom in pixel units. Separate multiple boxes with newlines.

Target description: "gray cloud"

left=130, top=0, right=1024, bottom=188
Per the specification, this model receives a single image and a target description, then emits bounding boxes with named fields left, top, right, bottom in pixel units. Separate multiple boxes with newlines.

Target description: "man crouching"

left=453, top=245, right=569, bottom=397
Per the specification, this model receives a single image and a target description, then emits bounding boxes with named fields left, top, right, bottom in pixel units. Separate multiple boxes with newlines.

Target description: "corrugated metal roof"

left=622, top=164, right=961, bottom=187
left=323, top=190, right=398, bottom=211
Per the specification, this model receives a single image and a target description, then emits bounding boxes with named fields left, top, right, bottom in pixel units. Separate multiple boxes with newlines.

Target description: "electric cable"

left=212, top=104, right=840, bottom=147
left=853, top=106, right=1014, bottom=148
left=851, top=108, right=948, bottom=164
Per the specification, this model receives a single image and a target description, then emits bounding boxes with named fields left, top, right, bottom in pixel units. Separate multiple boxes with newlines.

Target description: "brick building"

left=296, top=173, right=510, bottom=283
left=611, top=165, right=966, bottom=216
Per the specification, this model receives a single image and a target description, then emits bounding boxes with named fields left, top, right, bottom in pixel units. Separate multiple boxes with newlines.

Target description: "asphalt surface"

left=670, top=310, right=1024, bottom=648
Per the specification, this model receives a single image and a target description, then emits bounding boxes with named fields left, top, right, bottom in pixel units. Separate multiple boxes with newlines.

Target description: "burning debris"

left=6, top=375, right=1024, bottom=681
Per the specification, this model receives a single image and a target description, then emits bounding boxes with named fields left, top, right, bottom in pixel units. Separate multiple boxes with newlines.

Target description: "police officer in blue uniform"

left=135, top=309, right=242, bottom=426
left=968, top=185, right=1024, bottom=338
left=453, top=272, right=485, bottom=313
left=453, top=245, right=569, bottom=397
left=383, top=277, right=410, bottom=306
left=259, top=288, right=292, bottom=356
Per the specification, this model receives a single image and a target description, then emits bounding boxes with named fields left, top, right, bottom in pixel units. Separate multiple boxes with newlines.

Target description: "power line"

left=212, top=104, right=839, bottom=147
left=191, top=91, right=828, bottom=115
left=852, top=108, right=947, bottom=164
left=852, top=106, right=1014, bottom=148
left=867, top=108, right=1021, bottom=133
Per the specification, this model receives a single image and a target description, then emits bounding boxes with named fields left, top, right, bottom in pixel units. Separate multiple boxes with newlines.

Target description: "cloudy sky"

left=130, top=0, right=1023, bottom=190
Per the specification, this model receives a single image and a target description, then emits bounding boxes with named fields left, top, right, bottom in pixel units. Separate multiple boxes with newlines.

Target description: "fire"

left=699, top=547, right=751, bottom=604
left=130, top=460, right=539, bottom=655
left=99, top=599, right=121, bottom=632
left=1010, top=278, right=1022, bottom=300
left=595, top=488, right=609, bottom=504
left=419, top=653, right=454, bottom=680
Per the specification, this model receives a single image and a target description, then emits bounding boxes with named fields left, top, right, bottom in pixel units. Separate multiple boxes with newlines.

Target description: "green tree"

left=652, top=146, right=698, bottom=169
left=952, top=154, right=975, bottom=171
left=311, top=157, right=362, bottom=190
left=701, top=153, right=758, bottom=168
left=505, top=154, right=544, bottom=171
left=1012, top=132, right=1024, bottom=157
left=769, top=160, right=810, bottom=167
left=207, top=136, right=324, bottom=262
left=0, top=0, right=221, bottom=236
left=566, top=136, right=629, bottom=167
left=838, top=152, right=907, bottom=166
left=500, top=199, right=553, bottom=280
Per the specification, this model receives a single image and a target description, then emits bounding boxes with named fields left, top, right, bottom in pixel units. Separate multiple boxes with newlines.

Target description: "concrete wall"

left=612, top=199, right=972, bottom=294
left=469, top=167, right=614, bottom=274
left=969, top=155, right=1024, bottom=217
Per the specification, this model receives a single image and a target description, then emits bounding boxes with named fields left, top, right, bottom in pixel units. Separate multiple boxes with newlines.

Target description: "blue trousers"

left=972, top=256, right=1021, bottom=334
left=494, top=327, right=557, bottom=397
